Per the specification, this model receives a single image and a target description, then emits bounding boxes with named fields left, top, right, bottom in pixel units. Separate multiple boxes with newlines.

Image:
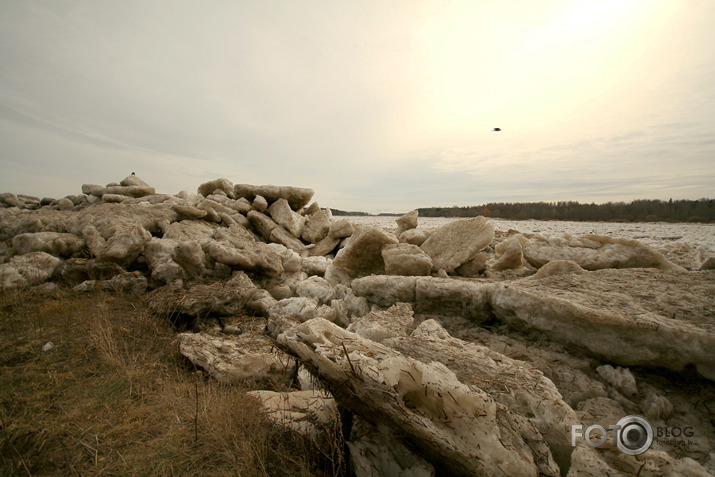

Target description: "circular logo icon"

left=615, top=415, right=653, bottom=456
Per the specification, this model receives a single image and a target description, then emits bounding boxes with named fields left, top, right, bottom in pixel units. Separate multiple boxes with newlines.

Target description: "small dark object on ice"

left=493, top=128, right=501, bottom=132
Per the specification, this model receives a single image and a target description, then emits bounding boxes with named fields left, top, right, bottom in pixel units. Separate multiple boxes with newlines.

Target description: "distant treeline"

left=329, top=209, right=370, bottom=216
left=417, top=199, right=715, bottom=222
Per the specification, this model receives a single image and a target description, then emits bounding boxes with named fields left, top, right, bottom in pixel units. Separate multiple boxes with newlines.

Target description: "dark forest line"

left=418, top=199, right=714, bottom=222
left=332, top=199, right=715, bottom=222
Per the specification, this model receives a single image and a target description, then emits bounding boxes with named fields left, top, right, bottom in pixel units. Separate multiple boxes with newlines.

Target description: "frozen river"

left=343, top=215, right=715, bottom=251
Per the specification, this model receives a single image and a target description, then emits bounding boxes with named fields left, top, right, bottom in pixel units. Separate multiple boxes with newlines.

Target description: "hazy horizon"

left=330, top=198, right=715, bottom=216
left=2, top=1, right=714, bottom=214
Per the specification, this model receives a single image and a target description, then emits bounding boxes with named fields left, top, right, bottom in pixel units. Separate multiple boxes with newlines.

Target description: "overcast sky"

left=1, top=0, right=713, bottom=213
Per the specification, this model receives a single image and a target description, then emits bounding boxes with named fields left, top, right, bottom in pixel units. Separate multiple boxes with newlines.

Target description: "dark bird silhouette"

left=493, top=128, right=501, bottom=132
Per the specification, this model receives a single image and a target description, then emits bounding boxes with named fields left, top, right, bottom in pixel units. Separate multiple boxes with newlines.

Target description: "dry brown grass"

left=0, top=287, right=336, bottom=476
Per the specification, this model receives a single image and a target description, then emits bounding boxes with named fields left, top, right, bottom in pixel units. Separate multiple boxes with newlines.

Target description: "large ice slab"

left=420, top=216, right=494, bottom=273
left=351, top=275, right=494, bottom=321
left=385, top=319, right=580, bottom=471
left=491, top=269, right=715, bottom=380
left=521, top=234, right=686, bottom=272
left=273, top=317, right=559, bottom=476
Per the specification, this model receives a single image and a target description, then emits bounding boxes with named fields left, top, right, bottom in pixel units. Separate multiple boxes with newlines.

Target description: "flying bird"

left=493, top=128, right=501, bottom=132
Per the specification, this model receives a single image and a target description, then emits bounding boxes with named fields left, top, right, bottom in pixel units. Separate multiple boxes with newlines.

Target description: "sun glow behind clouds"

left=416, top=0, right=678, bottom=141
left=525, top=0, right=640, bottom=50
